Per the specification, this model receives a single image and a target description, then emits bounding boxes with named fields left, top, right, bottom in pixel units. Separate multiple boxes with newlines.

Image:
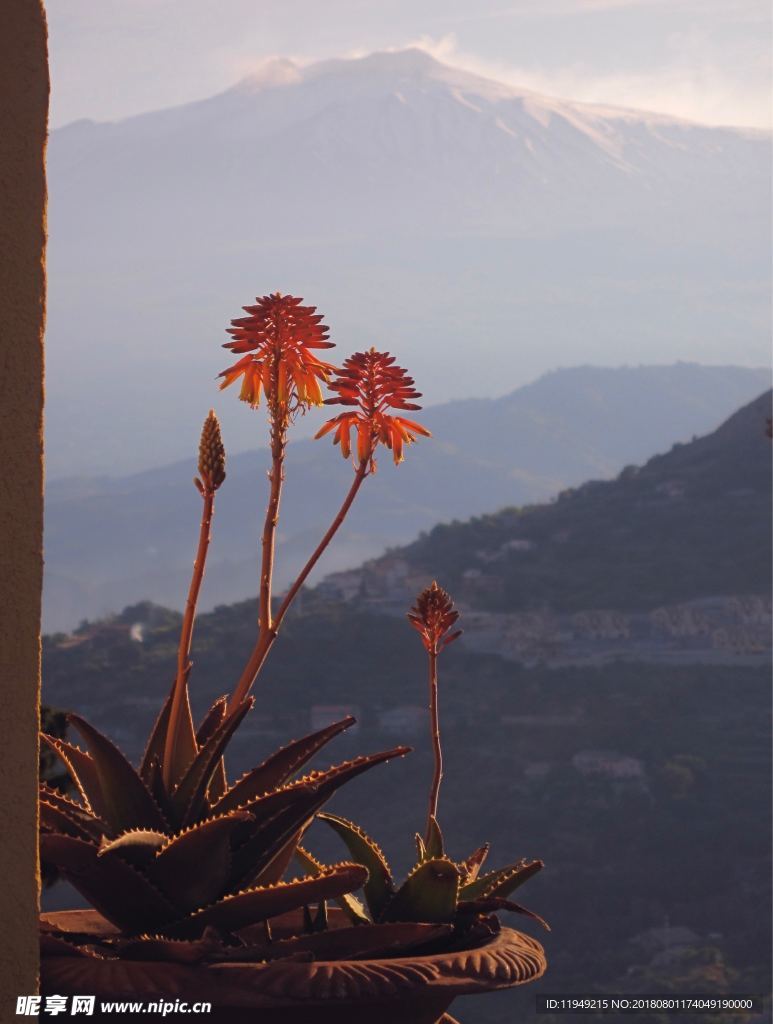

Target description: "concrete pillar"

left=0, top=0, right=48, bottom=1013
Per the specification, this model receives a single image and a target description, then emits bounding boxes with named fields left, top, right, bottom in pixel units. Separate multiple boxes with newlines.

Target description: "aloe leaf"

left=297, top=747, right=410, bottom=814
left=210, top=716, right=356, bottom=815
left=39, top=833, right=178, bottom=934
left=317, top=813, right=395, bottom=921
left=251, top=826, right=306, bottom=888
left=425, top=815, right=444, bottom=859
left=228, top=747, right=409, bottom=891
left=149, top=811, right=253, bottom=911
left=40, top=799, right=98, bottom=842
left=226, top=785, right=313, bottom=877
left=40, top=734, right=110, bottom=822
left=114, top=930, right=226, bottom=964
left=415, top=833, right=426, bottom=862
left=145, top=757, right=174, bottom=822
left=168, top=862, right=368, bottom=938
left=196, top=696, right=228, bottom=747
left=484, top=858, right=544, bottom=899
left=39, top=785, right=106, bottom=841
left=460, top=842, right=490, bottom=883
left=163, top=674, right=199, bottom=791
left=295, top=844, right=370, bottom=925
left=171, top=698, right=253, bottom=828
left=207, top=759, right=228, bottom=804
left=98, top=829, right=167, bottom=868
left=139, top=693, right=171, bottom=785
left=457, top=895, right=550, bottom=931
left=227, top=791, right=319, bottom=890
left=460, top=858, right=543, bottom=901
left=382, top=857, right=461, bottom=924
left=67, top=715, right=168, bottom=835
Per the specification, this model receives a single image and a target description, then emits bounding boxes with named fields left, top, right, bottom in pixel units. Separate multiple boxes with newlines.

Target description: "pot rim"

left=41, top=909, right=547, bottom=1007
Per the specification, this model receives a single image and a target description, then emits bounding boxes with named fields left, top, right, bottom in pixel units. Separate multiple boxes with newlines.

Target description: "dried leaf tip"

left=197, top=410, right=226, bottom=493
left=407, top=581, right=462, bottom=655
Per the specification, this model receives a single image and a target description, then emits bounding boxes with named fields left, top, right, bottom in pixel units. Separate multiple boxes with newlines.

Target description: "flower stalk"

left=221, top=301, right=431, bottom=711
left=229, top=456, right=370, bottom=708
left=163, top=411, right=225, bottom=789
left=427, top=645, right=441, bottom=840
left=259, top=404, right=287, bottom=639
left=407, top=581, right=462, bottom=844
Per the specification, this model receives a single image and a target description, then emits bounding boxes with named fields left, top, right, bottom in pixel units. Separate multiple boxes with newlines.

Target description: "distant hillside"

left=322, top=390, right=772, bottom=616
left=43, top=389, right=772, bottom=736
left=43, top=363, right=770, bottom=631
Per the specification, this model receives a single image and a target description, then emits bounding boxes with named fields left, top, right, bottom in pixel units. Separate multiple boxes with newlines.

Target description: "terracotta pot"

left=41, top=909, right=546, bottom=1023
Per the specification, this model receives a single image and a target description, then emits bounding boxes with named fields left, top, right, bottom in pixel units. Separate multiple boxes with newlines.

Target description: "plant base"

left=42, top=909, right=546, bottom=1023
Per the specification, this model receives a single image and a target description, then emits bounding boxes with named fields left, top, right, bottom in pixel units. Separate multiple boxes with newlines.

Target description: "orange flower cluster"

left=407, top=581, right=462, bottom=655
left=219, top=293, right=334, bottom=409
left=316, top=348, right=430, bottom=467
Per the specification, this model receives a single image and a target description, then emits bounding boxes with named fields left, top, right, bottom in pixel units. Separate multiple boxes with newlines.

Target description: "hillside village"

left=317, top=557, right=770, bottom=665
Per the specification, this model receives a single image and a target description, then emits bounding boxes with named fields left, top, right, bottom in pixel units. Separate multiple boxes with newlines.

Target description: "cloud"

left=396, top=32, right=771, bottom=129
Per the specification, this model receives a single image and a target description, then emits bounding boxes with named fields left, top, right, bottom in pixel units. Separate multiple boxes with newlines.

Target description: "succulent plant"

left=303, top=582, right=548, bottom=947
left=40, top=296, right=540, bottom=975
left=40, top=704, right=407, bottom=955
left=40, top=400, right=410, bottom=959
left=315, top=812, right=548, bottom=937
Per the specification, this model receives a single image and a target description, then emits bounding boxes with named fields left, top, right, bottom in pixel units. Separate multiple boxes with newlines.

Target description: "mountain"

left=318, top=389, right=772, bottom=661
left=44, top=388, right=772, bottom=722
left=45, top=48, right=771, bottom=477
left=43, top=363, right=769, bottom=632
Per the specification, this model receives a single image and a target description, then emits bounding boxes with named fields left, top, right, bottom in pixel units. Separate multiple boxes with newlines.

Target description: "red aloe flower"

left=315, top=348, right=431, bottom=467
left=219, top=293, right=334, bottom=410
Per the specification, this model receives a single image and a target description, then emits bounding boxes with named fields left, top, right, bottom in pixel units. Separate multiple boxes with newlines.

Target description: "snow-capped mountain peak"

left=45, top=48, right=770, bottom=479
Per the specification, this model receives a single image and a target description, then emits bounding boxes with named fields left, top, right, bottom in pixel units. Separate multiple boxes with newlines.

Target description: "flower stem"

left=228, top=458, right=369, bottom=709
left=274, top=458, right=369, bottom=628
left=258, top=416, right=287, bottom=638
left=163, top=489, right=214, bottom=789
left=425, top=648, right=442, bottom=844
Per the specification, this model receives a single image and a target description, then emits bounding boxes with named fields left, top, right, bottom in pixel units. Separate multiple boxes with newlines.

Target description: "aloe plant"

left=40, top=701, right=408, bottom=952
left=315, top=812, right=547, bottom=934
left=308, top=583, right=548, bottom=942
left=40, top=298, right=541, bottom=973
left=40, top=406, right=408, bottom=958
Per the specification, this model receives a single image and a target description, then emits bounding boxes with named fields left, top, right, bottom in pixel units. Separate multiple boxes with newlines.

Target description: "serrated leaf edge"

left=98, top=828, right=168, bottom=857
left=154, top=809, right=253, bottom=857
left=40, top=734, right=97, bottom=813
left=181, top=860, right=367, bottom=924
left=68, top=715, right=171, bottom=832
left=317, top=813, right=395, bottom=886
left=40, top=833, right=182, bottom=930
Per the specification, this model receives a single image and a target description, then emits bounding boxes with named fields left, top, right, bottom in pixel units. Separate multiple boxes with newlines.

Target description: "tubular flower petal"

left=218, top=293, right=334, bottom=412
left=315, top=348, right=430, bottom=469
left=407, top=581, right=462, bottom=656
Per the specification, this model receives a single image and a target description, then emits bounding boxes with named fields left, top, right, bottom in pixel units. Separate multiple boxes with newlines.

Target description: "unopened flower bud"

left=197, top=410, right=226, bottom=492
left=407, top=580, right=462, bottom=655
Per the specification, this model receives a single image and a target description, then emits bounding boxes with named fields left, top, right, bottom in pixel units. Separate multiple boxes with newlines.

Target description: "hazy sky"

left=48, top=0, right=772, bottom=130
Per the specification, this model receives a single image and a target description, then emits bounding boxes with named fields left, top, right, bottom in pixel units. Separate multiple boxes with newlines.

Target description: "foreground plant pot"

left=41, top=909, right=546, bottom=1023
